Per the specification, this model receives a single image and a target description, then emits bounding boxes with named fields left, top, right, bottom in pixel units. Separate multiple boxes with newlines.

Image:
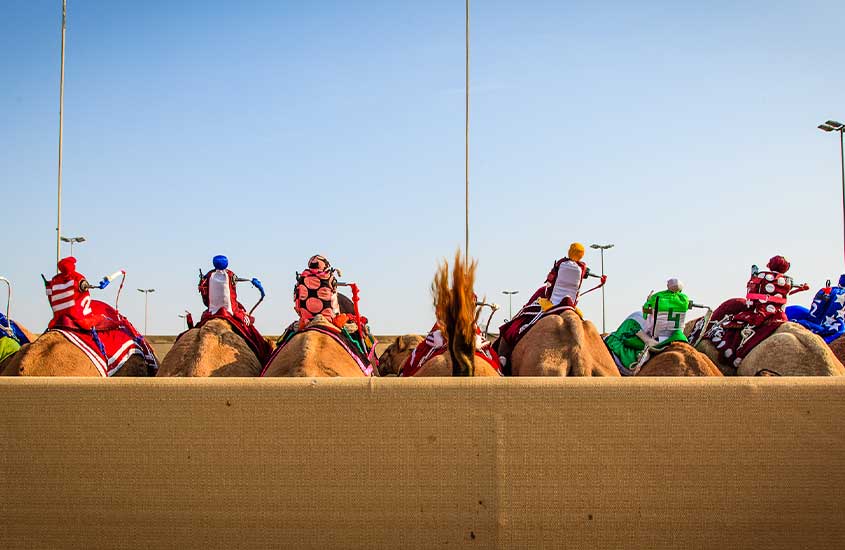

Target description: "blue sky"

left=2, top=0, right=844, bottom=336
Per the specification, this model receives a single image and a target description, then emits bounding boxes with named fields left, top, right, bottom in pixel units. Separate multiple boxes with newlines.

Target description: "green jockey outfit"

left=605, top=279, right=692, bottom=374
left=603, top=312, right=649, bottom=370
left=642, top=288, right=691, bottom=346
left=0, top=335, right=20, bottom=363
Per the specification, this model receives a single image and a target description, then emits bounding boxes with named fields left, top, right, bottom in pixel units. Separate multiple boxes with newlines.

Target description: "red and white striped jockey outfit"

left=46, top=257, right=93, bottom=329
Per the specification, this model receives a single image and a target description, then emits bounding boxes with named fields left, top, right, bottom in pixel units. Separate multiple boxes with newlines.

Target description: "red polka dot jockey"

left=294, top=255, right=340, bottom=326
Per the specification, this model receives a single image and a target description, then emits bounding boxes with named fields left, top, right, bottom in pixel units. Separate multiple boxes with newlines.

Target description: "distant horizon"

left=2, top=1, right=844, bottom=336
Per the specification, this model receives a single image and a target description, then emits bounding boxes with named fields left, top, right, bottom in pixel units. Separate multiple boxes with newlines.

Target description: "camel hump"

left=739, top=323, right=845, bottom=376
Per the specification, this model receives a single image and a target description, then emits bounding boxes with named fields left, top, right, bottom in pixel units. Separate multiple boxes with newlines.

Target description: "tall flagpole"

left=465, top=0, right=470, bottom=257
left=56, top=0, right=67, bottom=263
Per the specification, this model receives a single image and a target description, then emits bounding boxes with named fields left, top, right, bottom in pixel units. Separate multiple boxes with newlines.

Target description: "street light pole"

left=137, top=288, right=155, bottom=336
left=590, top=243, right=614, bottom=333
left=56, top=0, right=67, bottom=264
left=818, top=120, right=845, bottom=265
left=60, top=235, right=86, bottom=256
left=501, top=290, right=519, bottom=320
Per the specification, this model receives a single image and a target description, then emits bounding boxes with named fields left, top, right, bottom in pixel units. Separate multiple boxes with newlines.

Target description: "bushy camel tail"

left=432, top=250, right=478, bottom=377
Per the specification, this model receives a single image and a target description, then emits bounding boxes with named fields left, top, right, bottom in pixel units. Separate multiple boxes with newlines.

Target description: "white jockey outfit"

left=549, top=259, right=586, bottom=305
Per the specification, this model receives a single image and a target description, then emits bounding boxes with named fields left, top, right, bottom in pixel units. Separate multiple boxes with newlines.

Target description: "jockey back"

left=642, top=282, right=691, bottom=343
left=294, top=254, right=339, bottom=326
left=198, top=256, right=245, bottom=320
left=547, top=258, right=587, bottom=305
left=46, top=257, right=93, bottom=329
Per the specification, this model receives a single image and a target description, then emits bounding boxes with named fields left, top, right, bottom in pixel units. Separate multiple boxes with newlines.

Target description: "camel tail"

left=432, top=250, right=478, bottom=377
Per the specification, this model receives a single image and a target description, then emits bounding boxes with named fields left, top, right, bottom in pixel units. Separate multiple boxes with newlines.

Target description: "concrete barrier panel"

left=2, top=377, right=844, bottom=548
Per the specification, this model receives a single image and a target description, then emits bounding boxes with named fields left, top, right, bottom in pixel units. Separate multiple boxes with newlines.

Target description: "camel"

left=158, top=318, right=263, bottom=377
left=635, top=342, right=722, bottom=376
left=509, top=309, right=620, bottom=376
left=0, top=331, right=153, bottom=376
left=400, top=251, right=500, bottom=378
left=260, top=319, right=375, bottom=377
left=377, top=334, right=424, bottom=376
left=689, top=313, right=845, bottom=376
left=261, top=293, right=376, bottom=378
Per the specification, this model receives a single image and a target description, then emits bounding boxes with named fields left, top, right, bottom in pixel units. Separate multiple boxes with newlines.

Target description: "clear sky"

left=2, top=0, right=844, bottom=336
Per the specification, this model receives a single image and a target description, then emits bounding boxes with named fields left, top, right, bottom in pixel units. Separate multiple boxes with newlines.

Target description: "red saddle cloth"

left=260, top=317, right=375, bottom=377
left=50, top=300, right=158, bottom=376
left=400, top=324, right=501, bottom=377
left=194, top=308, right=272, bottom=365
left=696, top=298, right=786, bottom=367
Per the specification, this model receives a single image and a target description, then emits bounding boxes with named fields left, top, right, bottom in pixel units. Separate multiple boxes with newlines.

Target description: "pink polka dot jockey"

left=294, top=254, right=340, bottom=327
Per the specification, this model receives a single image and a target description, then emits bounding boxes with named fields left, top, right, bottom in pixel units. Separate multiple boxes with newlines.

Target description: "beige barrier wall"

left=2, top=377, right=844, bottom=549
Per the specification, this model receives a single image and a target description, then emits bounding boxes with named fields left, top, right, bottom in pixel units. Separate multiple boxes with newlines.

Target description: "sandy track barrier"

left=2, top=377, right=844, bottom=548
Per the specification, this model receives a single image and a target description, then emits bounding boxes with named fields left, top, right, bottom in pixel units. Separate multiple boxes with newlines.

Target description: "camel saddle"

left=400, top=324, right=501, bottom=377
left=50, top=300, right=158, bottom=376
left=261, top=315, right=375, bottom=376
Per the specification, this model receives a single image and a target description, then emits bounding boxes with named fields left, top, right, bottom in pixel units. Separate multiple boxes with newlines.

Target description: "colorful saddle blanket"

left=399, top=325, right=501, bottom=377
left=689, top=298, right=785, bottom=368
left=0, top=312, right=30, bottom=345
left=51, top=300, right=157, bottom=376
left=261, top=316, right=376, bottom=376
left=785, top=284, right=845, bottom=344
left=191, top=309, right=273, bottom=365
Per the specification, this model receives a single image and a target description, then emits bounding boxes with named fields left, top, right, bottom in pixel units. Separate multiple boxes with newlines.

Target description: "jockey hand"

left=98, top=277, right=110, bottom=290
left=600, top=274, right=608, bottom=285
left=636, top=330, right=659, bottom=348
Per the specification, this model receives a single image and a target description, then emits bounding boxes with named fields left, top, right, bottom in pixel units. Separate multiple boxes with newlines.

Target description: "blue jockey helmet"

left=213, top=255, right=229, bottom=270
left=839, top=274, right=845, bottom=287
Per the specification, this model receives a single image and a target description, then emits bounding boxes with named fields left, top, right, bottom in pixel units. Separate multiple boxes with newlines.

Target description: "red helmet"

left=57, top=256, right=77, bottom=275
left=767, top=255, right=790, bottom=273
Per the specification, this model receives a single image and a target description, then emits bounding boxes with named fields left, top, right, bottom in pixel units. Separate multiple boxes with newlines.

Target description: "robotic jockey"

left=45, top=257, right=122, bottom=330
left=198, top=255, right=262, bottom=324
left=604, top=278, right=699, bottom=374
left=786, top=274, right=845, bottom=343
left=536, top=242, right=606, bottom=313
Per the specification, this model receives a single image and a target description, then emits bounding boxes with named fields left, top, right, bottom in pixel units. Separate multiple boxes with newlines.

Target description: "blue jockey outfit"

left=786, top=275, right=845, bottom=344
left=0, top=312, right=30, bottom=363
left=0, top=312, right=29, bottom=345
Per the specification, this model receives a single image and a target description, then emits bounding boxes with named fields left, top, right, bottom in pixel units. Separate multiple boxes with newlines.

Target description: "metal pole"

left=508, top=293, right=513, bottom=319
left=144, top=293, right=149, bottom=336
left=600, top=249, right=606, bottom=333
left=840, top=129, right=845, bottom=266
left=56, top=0, right=67, bottom=264
left=465, top=0, right=470, bottom=258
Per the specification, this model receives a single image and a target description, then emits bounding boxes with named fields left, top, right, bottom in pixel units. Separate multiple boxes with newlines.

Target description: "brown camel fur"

left=411, top=353, right=501, bottom=377
left=0, top=331, right=152, bottom=376
left=829, top=336, right=845, bottom=366
left=158, top=318, right=261, bottom=377
left=510, top=310, right=619, bottom=377
left=260, top=323, right=373, bottom=377
left=636, top=342, right=722, bottom=376
left=377, top=334, right=424, bottom=376
left=15, top=323, right=38, bottom=344
left=695, top=322, right=845, bottom=376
